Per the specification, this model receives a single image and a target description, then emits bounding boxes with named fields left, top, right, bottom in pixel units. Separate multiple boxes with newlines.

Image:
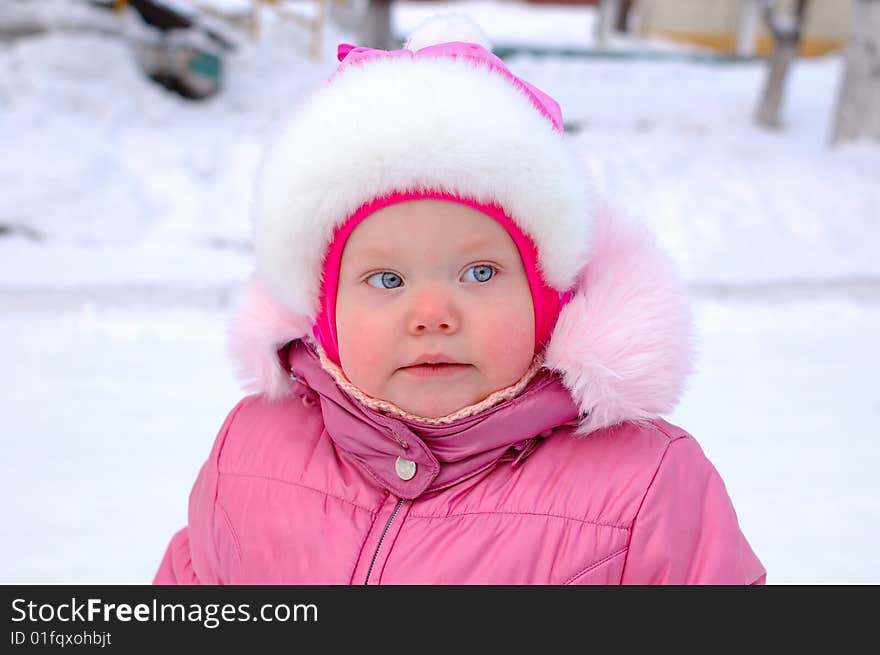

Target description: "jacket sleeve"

left=153, top=527, right=200, bottom=584
left=153, top=399, right=249, bottom=585
left=620, top=435, right=766, bottom=585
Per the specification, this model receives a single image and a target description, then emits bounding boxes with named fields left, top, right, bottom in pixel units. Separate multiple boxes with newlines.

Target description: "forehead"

left=342, top=199, right=516, bottom=258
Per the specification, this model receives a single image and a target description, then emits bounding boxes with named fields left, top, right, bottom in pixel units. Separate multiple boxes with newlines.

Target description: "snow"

left=1, top=0, right=878, bottom=584
left=669, top=299, right=880, bottom=584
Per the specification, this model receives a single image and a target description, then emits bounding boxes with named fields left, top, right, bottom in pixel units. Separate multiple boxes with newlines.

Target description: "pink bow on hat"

left=334, top=41, right=564, bottom=132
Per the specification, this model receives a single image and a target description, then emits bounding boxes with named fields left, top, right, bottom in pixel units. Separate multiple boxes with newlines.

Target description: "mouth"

left=399, top=363, right=472, bottom=378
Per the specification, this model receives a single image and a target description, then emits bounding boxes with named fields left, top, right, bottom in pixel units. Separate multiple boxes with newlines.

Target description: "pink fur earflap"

left=227, top=276, right=313, bottom=400
left=227, top=209, right=695, bottom=435
left=543, top=209, right=695, bottom=435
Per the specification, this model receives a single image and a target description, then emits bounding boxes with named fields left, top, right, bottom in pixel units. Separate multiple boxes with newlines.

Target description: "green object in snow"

left=189, top=52, right=221, bottom=78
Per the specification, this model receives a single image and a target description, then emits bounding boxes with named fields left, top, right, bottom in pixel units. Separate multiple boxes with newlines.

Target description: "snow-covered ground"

left=1, top=0, right=878, bottom=584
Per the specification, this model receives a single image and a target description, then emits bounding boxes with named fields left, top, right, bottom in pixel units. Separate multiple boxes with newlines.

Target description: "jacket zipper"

left=364, top=498, right=404, bottom=585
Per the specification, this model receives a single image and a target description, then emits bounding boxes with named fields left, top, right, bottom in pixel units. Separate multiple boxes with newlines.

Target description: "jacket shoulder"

left=212, top=382, right=326, bottom=479
left=517, top=417, right=699, bottom=527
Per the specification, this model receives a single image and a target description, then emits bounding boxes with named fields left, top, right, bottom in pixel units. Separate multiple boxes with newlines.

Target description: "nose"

left=407, top=287, right=460, bottom=335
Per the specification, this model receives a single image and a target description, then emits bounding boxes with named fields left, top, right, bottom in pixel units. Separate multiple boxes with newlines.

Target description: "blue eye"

left=462, top=265, right=495, bottom=283
left=366, top=272, right=403, bottom=289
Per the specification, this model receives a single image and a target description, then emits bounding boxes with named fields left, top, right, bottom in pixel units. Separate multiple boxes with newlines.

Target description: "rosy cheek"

left=347, top=328, right=385, bottom=368
left=338, top=311, right=393, bottom=389
left=477, top=306, right=534, bottom=372
left=483, top=324, right=530, bottom=358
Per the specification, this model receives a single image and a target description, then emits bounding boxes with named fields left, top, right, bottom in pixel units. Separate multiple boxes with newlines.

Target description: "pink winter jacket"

left=154, top=212, right=765, bottom=585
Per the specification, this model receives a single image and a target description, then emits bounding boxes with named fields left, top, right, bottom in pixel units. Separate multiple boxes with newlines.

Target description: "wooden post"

left=736, top=0, right=760, bottom=56
left=830, top=0, right=880, bottom=145
left=310, top=0, right=327, bottom=60
left=362, top=0, right=393, bottom=50
left=755, top=0, right=810, bottom=129
left=594, top=0, right=621, bottom=49
left=615, top=0, right=634, bottom=33
left=250, top=0, right=261, bottom=41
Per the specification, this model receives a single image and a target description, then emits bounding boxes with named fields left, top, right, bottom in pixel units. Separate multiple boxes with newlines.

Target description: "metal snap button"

left=395, top=457, right=417, bottom=481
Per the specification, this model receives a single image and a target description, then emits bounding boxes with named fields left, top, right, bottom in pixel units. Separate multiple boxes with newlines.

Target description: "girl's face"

left=335, top=199, right=535, bottom=418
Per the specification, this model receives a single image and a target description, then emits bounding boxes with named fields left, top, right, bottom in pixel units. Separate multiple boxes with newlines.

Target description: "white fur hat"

left=250, top=14, right=595, bottom=320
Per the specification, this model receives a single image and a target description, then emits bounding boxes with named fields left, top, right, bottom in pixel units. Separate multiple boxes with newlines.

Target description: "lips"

left=403, top=354, right=465, bottom=368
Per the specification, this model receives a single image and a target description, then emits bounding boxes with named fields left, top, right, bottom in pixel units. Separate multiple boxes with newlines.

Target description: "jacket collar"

left=287, top=340, right=581, bottom=499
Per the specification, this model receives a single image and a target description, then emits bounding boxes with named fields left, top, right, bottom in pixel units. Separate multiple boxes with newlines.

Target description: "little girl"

left=154, top=16, right=765, bottom=585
